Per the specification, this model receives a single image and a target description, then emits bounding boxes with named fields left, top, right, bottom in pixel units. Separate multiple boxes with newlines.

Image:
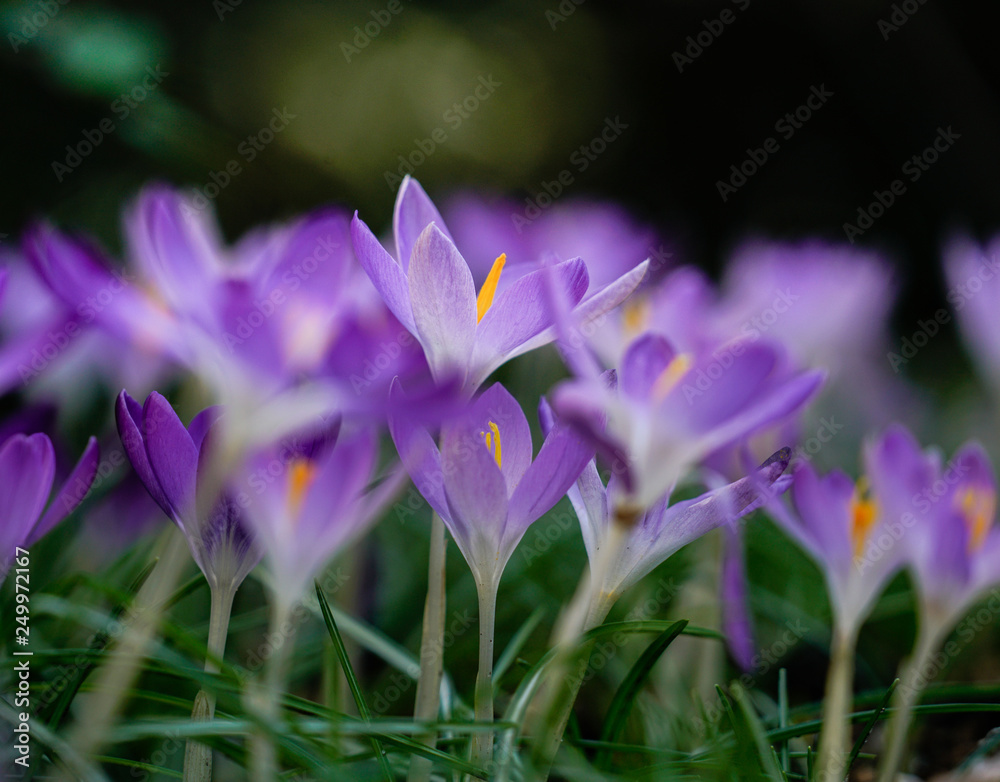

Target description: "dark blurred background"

left=5, top=0, right=1000, bottom=329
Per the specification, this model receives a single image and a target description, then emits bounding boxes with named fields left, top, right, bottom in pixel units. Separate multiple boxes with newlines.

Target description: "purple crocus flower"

left=352, top=176, right=648, bottom=393
left=0, top=432, right=99, bottom=579
left=388, top=380, right=593, bottom=592
left=115, top=390, right=262, bottom=593
left=239, top=423, right=405, bottom=608
left=552, top=333, right=823, bottom=514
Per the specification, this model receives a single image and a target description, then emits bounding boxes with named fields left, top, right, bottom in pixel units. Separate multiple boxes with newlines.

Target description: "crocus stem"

left=250, top=599, right=294, bottom=782
left=408, top=512, right=448, bottom=782
left=816, top=625, right=858, bottom=782
left=470, top=580, right=498, bottom=773
left=876, top=623, right=939, bottom=782
left=183, top=582, right=236, bottom=782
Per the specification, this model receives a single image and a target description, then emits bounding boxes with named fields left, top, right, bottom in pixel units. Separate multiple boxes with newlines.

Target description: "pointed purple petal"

left=408, top=224, right=477, bottom=381
left=472, top=383, right=533, bottom=493
left=116, top=390, right=174, bottom=518
left=351, top=213, right=415, bottom=332
left=143, top=392, right=199, bottom=520
left=29, top=437, right=100, bottom=544
left=393, top=176, right=454, bottom=272
left=471, top=259, right=588, bottom=385
left=721, top=526, right=756, bottom=671
left=387, top=379, right=450, bottom=520
left=188, top=406, right=224, bottom=451
left=621, top=334, right=679, bottom=401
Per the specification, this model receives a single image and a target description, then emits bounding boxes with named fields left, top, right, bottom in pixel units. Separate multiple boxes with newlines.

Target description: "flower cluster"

left=6, top=175, right=1000, bottom=781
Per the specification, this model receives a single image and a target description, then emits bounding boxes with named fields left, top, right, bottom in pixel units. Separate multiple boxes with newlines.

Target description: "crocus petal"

left=721, top=526, right=756, bottom=671
left=469, top=259, right=588, bottom=387
left=29, top=437, right=100, bottom=544
left=387, top=379, right=450, bottom=520
left=188, top=406, right=224, bottom=451
left=507, top=423, right=593, bottom=540
left=440, top=415, right=510, bottom=576
left=408, top=224, right=477, bottom=381
left=115, top=390, right=173, bottom=518
left=620, top=333, right=680, bottom=401
left=791, top=465, right=854, bottom=574
left=300, top=429, right=378, bottom=542
left=351, top=213, right=415, bottom=332
left=0, top=434, right=55, bottom=547
left=566, top=458, right=609, bottom=565
left=143, top=392, right=199, bottom=520
left=472, top=383, right=533, bottom=493
left=393, top=176, right=454, bottom=272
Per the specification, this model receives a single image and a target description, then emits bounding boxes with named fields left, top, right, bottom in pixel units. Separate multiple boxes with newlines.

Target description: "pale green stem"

left=876, top=623, right=940, bottom=782
left=470, top=580, right=498, bottom=773
left=408, top=513, right=448, bottom=782
left=183, top=582, right=236, bottom=782
left=250, top=598, right=295, bottom=782
left=816, top=624, right=858, bottom=782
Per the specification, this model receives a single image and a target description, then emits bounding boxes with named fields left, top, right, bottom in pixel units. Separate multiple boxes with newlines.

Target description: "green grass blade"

left=315, top=580, right=393, bottom=782
left=493, top=605, right=546, bottom=693
left=847, top=678, right=897, bottom=772
left=596, top=620, right=688, bottom=768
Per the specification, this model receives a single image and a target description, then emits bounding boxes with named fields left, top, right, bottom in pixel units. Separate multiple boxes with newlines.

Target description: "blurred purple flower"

left=0, top=431, right=99, bottom=579
left=352, top=176, right=648, bottom=393
left=944, top=235, right=1000, bottom=388
left=552, top=333, right=822, bottom=512
left=442, top=190, right=669, bottom=293
left=388, top=379, right=592, bottom=590
left=240, top=422, right=405, bottom=607
left=116, top=390, right=261, bottom=593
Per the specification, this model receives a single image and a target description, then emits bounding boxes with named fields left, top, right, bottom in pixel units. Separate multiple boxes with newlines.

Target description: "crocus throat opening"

left=850, top=477, right=878, bottom=560
left=476, top=253, right=506, bottom=322
left=288, top=458, right=318, bottom=518
left=480, top=421, right=502, bottom=469
left=957, top=485, right=996, bottom=552
left=652, top=353, right=692, bottom=402
left=622, top=298, right=649, bottom=336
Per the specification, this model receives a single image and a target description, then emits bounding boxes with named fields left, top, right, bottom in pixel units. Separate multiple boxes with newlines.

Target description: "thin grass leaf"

left=315, top=580, right=393, bottom=782
left=595, top=619, right=688, bottom=769
left=493, top=605, right=545, bottom=693
left=847, top=678, right=897, bottom=772
left=92, top=755, right=183, bottom=778
left=778, top=668, right=789, bottom=774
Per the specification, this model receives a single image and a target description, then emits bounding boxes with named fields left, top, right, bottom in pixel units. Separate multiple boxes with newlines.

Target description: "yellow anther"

left=850, top=477, right=878, bottom=560
left=287, top=458, right=317, bottom=518
left=652, top=353, right=692, bottom=402
left=957, top=486, right=995, bottom=552
left=480, top=420, right=502, bottom=469
left=622, top=299, right=649, bottom=336
left=476, top=254, right=506, bottom=322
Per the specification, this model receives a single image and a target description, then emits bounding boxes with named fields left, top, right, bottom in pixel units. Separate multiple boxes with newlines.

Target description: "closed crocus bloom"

left=553, top=333, right=823, bottom=515
left=352, top=176, right=648, bottom=393
left=115, top=390, right=261, bottom=594
left=0, top=432, right=99, bottom=579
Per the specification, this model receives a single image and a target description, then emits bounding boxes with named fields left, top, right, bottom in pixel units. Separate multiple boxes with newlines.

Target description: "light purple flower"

left=239, top=423, right=405, bottom=606
left=388, top=379, right=593, bottom=590
left=552, top=333, right=823, bottom=512
left=116, top=390, right=262, bottom=593
left=352, top=176, right=648, bottom=393
left=0, top=431, right=99, bottom=579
